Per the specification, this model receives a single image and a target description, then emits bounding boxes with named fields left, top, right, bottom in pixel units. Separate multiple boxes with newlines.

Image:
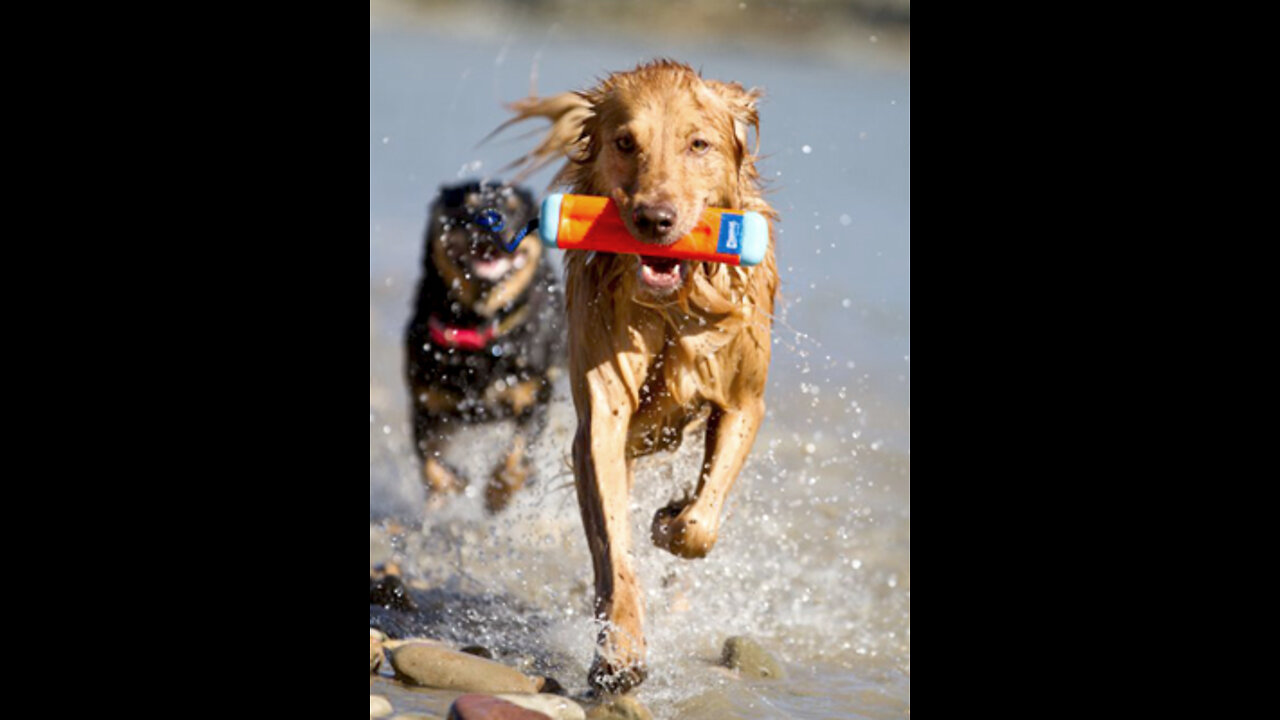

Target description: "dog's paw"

left=651, top=502, right=718, bottom=559
left=588, top=653, right=648, bottom=694
left=484, top=441, right=530, bottom=513
left=423, top=457, right=466, bottom=511
left=484, top=460, right=528, bottom=513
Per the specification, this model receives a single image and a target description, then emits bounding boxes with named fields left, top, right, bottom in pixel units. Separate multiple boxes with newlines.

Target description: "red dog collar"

left=427, top=314, right=496, bottom=351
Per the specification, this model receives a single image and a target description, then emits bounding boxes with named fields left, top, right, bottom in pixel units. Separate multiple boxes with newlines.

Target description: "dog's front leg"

left=652, top=398, right=764, bottom=558
left=485, top=380, right=550, bottom=513
left=410, top=388, right=468, bottom=506
left=574, top=365, right=648, bottom=693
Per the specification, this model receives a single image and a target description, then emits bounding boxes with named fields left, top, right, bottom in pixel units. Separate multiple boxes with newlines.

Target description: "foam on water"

left=370, top=317, right=909, bottom=716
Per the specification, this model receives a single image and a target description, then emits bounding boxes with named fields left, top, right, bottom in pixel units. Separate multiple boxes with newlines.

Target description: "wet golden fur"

left=502, top=60, right=778, bottom=692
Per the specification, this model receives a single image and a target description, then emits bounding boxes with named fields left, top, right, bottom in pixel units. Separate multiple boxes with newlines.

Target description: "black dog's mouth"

left=446, top=231, right=523, bottom=282
left=637, top=255, right=684, bottom=291
left=470, top=253, right=515, bottom=281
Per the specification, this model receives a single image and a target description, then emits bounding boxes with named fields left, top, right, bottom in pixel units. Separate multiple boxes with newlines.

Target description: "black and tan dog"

left=405, top=180, right=563, bottom=512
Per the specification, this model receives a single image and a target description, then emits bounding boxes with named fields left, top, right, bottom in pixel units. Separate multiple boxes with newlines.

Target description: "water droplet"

left=801, top=144, right=812, bottom=154
left=839, top=214, right=852, bottom=226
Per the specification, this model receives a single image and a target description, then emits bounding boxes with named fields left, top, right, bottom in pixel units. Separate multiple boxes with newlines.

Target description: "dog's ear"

left=488, top=92, right=594, bottom=183
left=704, top=80, right=762, bottom=165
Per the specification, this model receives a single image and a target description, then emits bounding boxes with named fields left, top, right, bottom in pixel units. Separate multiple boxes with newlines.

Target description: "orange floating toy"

left=537, top=194, right=768, bottom=266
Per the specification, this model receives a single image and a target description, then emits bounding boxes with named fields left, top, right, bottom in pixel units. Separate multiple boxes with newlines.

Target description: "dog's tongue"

left=639, top=255, right=682, bottom=289
left=472, top=256, right=512, bottom=281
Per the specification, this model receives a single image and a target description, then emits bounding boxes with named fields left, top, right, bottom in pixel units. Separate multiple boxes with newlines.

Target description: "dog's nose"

left=632, top=203, right=678, bottom=242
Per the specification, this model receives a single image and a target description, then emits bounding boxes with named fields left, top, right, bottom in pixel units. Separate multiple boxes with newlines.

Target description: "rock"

left=370, top=628, right=388, bottom=642
left=371, top=635, right=384, bottom=673
left=370, top=574, right=418, bottom=612
left=495, top=694, right=586, bottom=720
left=390, top=642, right=542, bottom=693
left=447, top=694, right=552, bottom=720
left=720, top=636, right=784, bottom=679
left=382, top=637, right=446, bottom=651
left=370, top=694, right=393, bottom=718
left=585, top=696, right=653, bottom=720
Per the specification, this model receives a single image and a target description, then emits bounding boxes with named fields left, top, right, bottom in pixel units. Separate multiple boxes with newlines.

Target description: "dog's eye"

left=615, top=135, right=636, bottom=153
left=691, top=138, right=711, bottom=154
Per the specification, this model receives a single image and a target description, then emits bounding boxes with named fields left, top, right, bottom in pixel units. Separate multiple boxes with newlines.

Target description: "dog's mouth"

left=637, top=255, right=685, bottom=292
left=450, top=233, right=527, bottom=283
left=471, top=254, right=514, bottom=281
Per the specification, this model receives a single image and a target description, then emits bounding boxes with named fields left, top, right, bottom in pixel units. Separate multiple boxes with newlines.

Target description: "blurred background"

left=371, top=1, right=908, bottom=717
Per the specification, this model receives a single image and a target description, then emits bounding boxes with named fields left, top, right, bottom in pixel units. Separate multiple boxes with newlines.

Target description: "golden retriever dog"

left=500, top=59, right=778, bottom=692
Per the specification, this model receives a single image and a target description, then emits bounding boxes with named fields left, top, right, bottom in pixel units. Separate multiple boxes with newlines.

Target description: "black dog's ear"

left=441, top=185, right=468, bottom=208
left=440, top=181, right=485, bottom=209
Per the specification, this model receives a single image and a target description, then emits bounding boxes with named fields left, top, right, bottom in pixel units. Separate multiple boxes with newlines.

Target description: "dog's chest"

left=635, top=315, right=737, bottom=408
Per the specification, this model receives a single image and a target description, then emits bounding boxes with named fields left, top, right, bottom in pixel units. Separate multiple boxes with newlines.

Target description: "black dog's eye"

left=615, top=135, right=636, bottom=153
left=691, top=138, right=710, bottom=154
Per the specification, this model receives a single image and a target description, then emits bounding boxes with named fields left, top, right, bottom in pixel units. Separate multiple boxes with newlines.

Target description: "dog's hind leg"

left=651, top=398, right=764, bottom=559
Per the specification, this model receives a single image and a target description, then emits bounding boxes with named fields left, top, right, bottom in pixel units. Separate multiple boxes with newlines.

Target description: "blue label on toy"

left=717, top=213, right=744, bottom=255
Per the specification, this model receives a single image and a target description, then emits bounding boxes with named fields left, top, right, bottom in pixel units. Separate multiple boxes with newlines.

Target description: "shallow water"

left=370, top=11, right=909, bottom=718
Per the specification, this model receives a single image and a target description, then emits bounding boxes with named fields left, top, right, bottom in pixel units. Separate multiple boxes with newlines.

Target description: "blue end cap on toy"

left=739, top=211, right=768, bottom=266
left=539, top=194, right=563, bottom=247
